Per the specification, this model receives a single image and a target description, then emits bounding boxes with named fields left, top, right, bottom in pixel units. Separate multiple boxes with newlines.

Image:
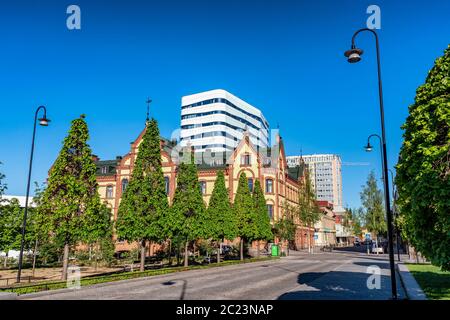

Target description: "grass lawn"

left=406, top=263, right=450, bottom=300
left=0, top=256, right=279, bottom=295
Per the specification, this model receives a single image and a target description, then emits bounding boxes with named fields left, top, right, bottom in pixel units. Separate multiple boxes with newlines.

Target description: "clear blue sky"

left=0, top=0, right=449, bottom=209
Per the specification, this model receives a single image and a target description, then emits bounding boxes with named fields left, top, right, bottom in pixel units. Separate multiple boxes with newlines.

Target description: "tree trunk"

left=3, top=252, right=8, bottom=269
left=287, top=241, right=290, bottom=256
left=257, top=241, right=260, bottom=259
left=217, top=241, right=221, bottom=264
left=95, top=242, right=99, bottom=272
left=61, top=243, right=69, bottom=281
left=168, top=240, right=172, bottom=266
left=32, top=240, right=38, bottom=277
left=184, top=241, right=189, bottom=267
left=308, top=228, right=311, bottom=253
left=89, top=245, right=92, bottom=261
left=240, top=238, right=244, bottom=261
left=140, top=240, right=146, bottom=272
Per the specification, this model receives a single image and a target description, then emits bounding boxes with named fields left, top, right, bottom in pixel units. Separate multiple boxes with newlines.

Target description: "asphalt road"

left=21, top=249, right=406, bottom=300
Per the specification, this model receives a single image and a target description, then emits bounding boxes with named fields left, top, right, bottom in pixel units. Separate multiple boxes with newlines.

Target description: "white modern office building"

left=180, top=89, right=270, bottom=153
left=287, top=154, right=344, bottom=212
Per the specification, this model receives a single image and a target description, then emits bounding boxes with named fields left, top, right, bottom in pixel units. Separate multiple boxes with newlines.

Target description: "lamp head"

left=38, top=116, right=50, bottom=126
left=364, top=142, right=373, bottom=152
left=344, top=47, right=363, bottom=63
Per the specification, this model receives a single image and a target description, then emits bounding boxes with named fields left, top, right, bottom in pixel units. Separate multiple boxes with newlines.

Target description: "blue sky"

left=0, top=0, right=449, bottom=209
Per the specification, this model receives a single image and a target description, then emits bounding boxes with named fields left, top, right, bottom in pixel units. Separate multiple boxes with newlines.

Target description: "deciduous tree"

left=116, top=118, right=169, bottom=271
left=396, top=45, right=450, bottom=270
left=252, top=179, right=273, bottom=257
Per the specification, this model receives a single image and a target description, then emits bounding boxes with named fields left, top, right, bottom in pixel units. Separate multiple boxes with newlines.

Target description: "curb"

left=396, top=262, right=427, bottom=300
left=0, top=292, right=17, bottom=300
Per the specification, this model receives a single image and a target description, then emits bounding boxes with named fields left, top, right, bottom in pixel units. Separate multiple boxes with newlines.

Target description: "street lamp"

left=345, top=28, right=398, bottom=300
left=17, top=106, right=50, bottom=283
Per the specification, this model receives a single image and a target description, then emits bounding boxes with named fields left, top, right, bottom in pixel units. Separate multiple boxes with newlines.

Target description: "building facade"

left=286, top=154, right=344, bottom=212
left=95, top=126, right=313, bottom=254
left=180, top=89, right=270, bottom=153
left=314, top=201, right=337, bottom=247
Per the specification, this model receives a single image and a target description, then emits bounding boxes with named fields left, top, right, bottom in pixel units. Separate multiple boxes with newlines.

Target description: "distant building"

left=314, top=201, right=336, bottom=247
left=286, top=154, right=344, bottom=212
left=180, top=89, right=270, bottom=153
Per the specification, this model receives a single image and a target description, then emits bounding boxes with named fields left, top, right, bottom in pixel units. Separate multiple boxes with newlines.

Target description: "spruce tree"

left=396, top=45, right=450, bottom=270
left=170, top=150, right=206, bottom=267
left=116, top=118, right=169, bottom=271
left=39, top=115, right=102, bottom=280
left=234, top=172, right=257, bottom=260
left=206, top=170, right=236, bottom=263
left=252, top=179, right=273, bottom=257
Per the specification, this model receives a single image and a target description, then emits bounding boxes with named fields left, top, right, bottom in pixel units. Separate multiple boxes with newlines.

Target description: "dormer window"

left=101, top=166, right=108, bottom=174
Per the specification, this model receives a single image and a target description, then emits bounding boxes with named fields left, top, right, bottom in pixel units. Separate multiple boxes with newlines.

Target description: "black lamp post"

left=17, top=106, right=50, bottom=283
left=388, top=169, right=402, bottom=262
left=345, top=28, right=397, bottom=300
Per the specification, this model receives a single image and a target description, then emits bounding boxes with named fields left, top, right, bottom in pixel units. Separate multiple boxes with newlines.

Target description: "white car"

left=371, top=243, right=384, bottom=254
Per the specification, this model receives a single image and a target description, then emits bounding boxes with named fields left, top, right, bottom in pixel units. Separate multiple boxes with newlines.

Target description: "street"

left=21, top=248, right=406, bottom=300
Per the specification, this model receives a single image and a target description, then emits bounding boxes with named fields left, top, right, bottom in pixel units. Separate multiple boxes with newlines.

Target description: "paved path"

left=21, top=250, right=406, bottom=300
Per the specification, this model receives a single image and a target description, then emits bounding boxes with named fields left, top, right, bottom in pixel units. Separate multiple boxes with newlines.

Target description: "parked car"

left=354, top=238, right=361, bottom=246
left=371, top=242, right=384, bottom=254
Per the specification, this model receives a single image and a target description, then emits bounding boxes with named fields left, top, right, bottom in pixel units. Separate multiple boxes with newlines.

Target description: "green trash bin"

left=271, top=244, right=279, bottom=256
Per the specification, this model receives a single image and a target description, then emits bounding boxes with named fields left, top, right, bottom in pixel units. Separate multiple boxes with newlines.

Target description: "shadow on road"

left=277, top=271, right=393, bottom=300
left=162, top=279, right=187, bottom=300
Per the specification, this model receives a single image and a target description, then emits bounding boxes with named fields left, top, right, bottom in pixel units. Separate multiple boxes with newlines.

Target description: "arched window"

left=106, top=185, right=113, bottom=198
left=165, top=176, right=170, bottom=195
left=121, top=179, right=128, bottom=192
left=265, top=179, right=273, bottom=193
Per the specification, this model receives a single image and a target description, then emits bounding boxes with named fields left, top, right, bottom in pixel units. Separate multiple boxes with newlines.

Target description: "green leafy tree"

left=86, top=202, right=113, bottom=270
left=170, top=150, right=206, bottom=267
left=0, top=198, right=22, bottom=268
left=40, top=115, right=104, bottom=280
left=351, top=208, right=364, bottom=239
left=252, top=179, right=273, bottom=257
left=360, top=171, right=386, bottom=245
left=206, top=170, right=236, bottom=263
left=116, top=118, right=169, bottom=271
left=298, top=173, right=320, bottom=253
left=234, top=172, right=257, bottom=260
left=276, top=201, right=297, bottom=255
left=396, top=45, right=450, bottom=270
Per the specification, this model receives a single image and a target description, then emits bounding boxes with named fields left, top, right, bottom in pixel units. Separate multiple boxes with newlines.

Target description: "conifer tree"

left=206, top=170, right=236, bottom=263
left=116, top=118, right=169, bottom=271
left=39, top=115, right=102, bottom=280
left=252, top=179, right=273, bottom=257
left=234, top=172, right=258, bottom=260
left=170, top=150, right=206, bottom=267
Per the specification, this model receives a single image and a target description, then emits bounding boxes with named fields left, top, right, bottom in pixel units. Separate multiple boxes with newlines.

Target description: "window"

left=267, top=204, right=273, bottom=220
left=121, top=179, right=128, bottom=192
left=165, top=177, right=170, bottom=195
left=199, top=181, right=207, bottom=195
left=248, top=178, right=253, bottom=192
left=101, top=166, right=108, bottom=174
left=106, top=185, right=113, bottom=198
left=266, top=179, right=273, bottom=193
left=241, top=154, right=251, bottom=166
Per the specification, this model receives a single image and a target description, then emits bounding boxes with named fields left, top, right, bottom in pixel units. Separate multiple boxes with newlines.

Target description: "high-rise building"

left=287, top=154, right=344, bottom=211
left=179, top=89, right=270, bottom=153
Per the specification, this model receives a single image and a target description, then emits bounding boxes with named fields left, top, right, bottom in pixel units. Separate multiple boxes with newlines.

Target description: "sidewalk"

left=396, top=263, right=427, bottom=300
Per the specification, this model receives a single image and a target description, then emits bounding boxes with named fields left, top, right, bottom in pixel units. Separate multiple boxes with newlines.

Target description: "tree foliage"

left=205, top=170, right=236, bottom=242
left=252, top=179, right=273, bottom=242
left=396, top=45, right=450, bottom=270
left=116, top=118, right=169, bottom=245
left=275, top=202, right=297, bottom=244
left=360, top=171, right=386, bottom=238
left=39, top=115, right=103, bottom=278
left=234, top=172, right=258, bottom=242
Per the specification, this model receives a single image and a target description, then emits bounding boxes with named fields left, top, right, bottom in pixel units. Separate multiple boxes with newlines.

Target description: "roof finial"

left=146, top=97, right=152, bottom=122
